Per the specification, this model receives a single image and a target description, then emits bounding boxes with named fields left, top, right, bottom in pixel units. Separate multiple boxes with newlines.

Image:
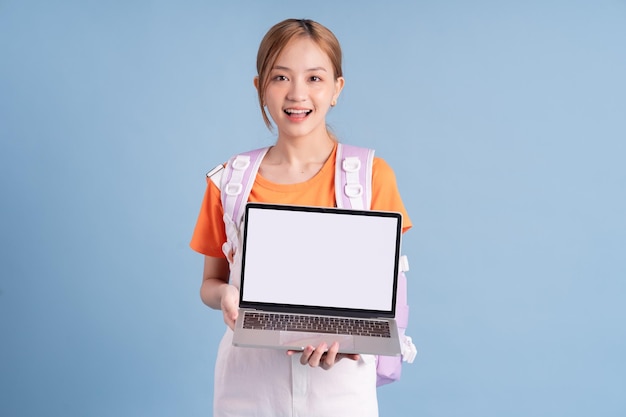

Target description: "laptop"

left=232, top=202, right=403, bottom=356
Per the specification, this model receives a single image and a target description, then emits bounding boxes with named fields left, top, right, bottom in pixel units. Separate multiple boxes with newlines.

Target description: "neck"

left=272, top=130, right=336, bottom=164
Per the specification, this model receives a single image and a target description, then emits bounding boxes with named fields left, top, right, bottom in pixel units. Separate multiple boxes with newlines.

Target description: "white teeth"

left=285, top=109, right=310, bottom=114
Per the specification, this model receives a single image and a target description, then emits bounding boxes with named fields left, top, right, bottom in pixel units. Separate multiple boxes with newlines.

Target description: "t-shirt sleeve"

left=190, top=177, right=227, bottom=258
left=371, top=157, right=413, bottom=233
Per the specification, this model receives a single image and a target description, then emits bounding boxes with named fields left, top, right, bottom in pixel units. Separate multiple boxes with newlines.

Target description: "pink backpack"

left=207, top=143, right=416, bottom=386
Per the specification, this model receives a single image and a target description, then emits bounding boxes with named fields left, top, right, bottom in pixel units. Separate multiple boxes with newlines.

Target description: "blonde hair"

left=256, top=19, right=343, bottom=129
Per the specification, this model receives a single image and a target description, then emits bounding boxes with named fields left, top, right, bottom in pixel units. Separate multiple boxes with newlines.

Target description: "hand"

left=220, top=284, right=239, bottom=330
left=288, top=341, right=360, bottom=370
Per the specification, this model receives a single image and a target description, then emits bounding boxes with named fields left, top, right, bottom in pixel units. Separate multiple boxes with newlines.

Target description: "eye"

left=310, top=75, right=322, bottom=82
left=273, top=75, right=288, bottom=81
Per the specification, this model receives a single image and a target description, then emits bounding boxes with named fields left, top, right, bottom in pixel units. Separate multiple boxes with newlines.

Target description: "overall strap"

left=220, top=147, right=270, bottom=225
left=334, top=143, right=375, bottom=209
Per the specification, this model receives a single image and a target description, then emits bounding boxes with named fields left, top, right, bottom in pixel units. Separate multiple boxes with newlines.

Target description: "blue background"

left=1, top=1, right=625, bottom=416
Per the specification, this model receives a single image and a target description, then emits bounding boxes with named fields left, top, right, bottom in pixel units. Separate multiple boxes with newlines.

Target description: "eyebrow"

left=272, top=65, right=328, bottom=72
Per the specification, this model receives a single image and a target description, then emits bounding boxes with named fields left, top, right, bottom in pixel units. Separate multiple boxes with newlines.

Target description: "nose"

left=287, top=78, right=307, bottom=102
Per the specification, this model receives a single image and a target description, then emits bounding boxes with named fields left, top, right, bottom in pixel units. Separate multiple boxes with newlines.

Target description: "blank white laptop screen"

left=241, top=204, right=401, bottom=313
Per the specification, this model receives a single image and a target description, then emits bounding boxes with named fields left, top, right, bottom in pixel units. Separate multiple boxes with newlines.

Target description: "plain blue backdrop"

left=1, top=1, right=625, bottom=416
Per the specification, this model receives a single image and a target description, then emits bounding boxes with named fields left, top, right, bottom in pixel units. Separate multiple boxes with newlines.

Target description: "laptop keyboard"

left=242, top=312, right=391, bottom=338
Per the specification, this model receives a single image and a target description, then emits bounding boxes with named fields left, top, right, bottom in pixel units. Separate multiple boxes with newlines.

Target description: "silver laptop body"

left=232, top=203, right=403, bottom=356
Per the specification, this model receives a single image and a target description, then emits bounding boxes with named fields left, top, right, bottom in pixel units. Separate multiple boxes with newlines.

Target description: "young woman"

left=191, top=18, right=412, bottom=416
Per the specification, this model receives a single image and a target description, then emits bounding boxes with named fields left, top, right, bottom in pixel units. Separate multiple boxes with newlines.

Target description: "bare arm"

left=200, top=256, right=239, bottom=329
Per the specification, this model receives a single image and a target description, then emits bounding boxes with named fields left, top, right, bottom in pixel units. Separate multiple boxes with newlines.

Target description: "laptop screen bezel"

left=238, top=203, right=402, bottom=319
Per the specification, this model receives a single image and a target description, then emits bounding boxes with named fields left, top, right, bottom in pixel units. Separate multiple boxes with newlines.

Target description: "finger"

left=228, top=308, right=239, bottom=323
left=307, top=343, right=327, bottom=368
left=321, top=341, right=340, bottom=369
left=224, top=313, right=236, bottom=330
left=221, top=292, right=239, bottom=330
left=222, top=304, right=237, bottom=327
left=223, top=299, right=238, bottom=319
left=299, top=346, right=315, bottom=365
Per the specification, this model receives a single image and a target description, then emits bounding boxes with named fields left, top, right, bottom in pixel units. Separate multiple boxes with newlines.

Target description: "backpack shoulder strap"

left=218, top=147, right=270, bottom=225
left=334, top=143, right=375, bottom=209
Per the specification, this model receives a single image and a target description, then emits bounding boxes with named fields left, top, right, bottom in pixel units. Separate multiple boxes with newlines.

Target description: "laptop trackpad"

left=279, top=332, right=355, bottom=352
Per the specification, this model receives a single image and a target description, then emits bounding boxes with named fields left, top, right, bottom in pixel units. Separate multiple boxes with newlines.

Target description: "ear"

left=333, top=76, right=345, bottom=103
left=253, top=76, right=260, bottom=91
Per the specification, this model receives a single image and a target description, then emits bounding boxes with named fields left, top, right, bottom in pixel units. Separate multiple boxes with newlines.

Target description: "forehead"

left=274, top=37, right=332, bottom=69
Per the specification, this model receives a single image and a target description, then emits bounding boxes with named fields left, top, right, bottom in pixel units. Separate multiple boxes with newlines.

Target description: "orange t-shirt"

left=190, top=145, right=412, bottom=258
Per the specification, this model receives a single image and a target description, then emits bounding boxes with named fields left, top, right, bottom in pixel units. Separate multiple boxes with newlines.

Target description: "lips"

left=284, top=108, right=312, bottom=119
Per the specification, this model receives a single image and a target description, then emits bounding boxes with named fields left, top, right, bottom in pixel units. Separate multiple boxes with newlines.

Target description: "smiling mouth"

left=284, top=109, right=312, bottom=118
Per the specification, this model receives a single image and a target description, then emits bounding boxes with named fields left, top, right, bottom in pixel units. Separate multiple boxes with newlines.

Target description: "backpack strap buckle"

left=224, top=183, right=243, bottom=196
left=231, top=156, right=251, bottom=171
left=344, top=183, right=363, bottom=198
left=342, top=157, right=361, bottom=173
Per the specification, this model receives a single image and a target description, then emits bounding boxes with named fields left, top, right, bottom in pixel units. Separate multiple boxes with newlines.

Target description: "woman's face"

left=258, top=37, right=344, bottom=140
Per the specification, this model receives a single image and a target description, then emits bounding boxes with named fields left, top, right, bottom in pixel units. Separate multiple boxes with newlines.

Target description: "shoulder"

left=372, top=156, right=398, bottom=181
